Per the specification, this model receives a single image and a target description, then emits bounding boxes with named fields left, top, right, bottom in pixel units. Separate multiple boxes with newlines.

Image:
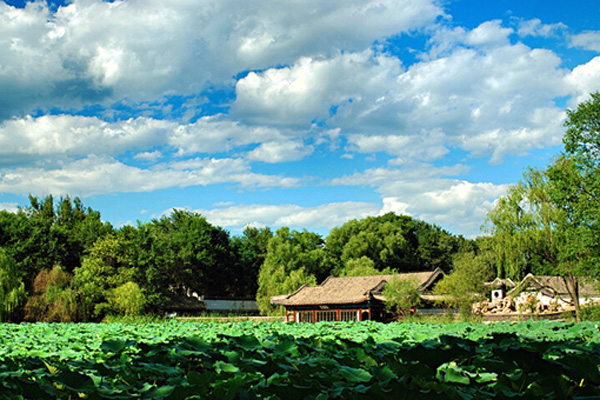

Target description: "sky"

left=0, top=0, right=599, bottom=238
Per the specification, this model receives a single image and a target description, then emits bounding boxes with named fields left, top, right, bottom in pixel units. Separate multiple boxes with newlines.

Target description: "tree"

left=0, top=248, right=25, bottom=322
left=230, top=227, right=273, bottom=298
left=0, top=196, right=112, bottom=299
left=108, top=282, right=146, bottom=316
left=485, top=92, right=600, bottom=322
left=71, top=234, right=137, bottom=320
left=326, top=214, right=413, bottom=275
left=24, top=265, right=78, bottom=322
left=485, top=173, right=552, bottom=280
left=340, top=256, right=391, bottom=277
left=382, top=275, right=421, bottom=319
left=256, top=227, right=327, bottom=315
left=150, top=210, right=236, bottom=298
left=434, top=249, right=495, bottom=313
left=325, top=213, right=464, bottom=276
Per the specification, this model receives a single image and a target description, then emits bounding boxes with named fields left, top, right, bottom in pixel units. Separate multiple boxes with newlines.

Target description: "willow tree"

left=0, top=248, right=25, bottom=322
left=486, top=93, right=600, bottom=322
left=256, top=227, right=326, bottom=315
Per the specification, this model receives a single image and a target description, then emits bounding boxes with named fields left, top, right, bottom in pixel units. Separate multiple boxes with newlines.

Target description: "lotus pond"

left=1, top=320, right=600, bottom=399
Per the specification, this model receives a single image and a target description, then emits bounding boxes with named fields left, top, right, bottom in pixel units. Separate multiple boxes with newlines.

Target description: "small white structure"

left=508, top=274, right=600, bottom=311
left=474, top=274, right=600, bottom=317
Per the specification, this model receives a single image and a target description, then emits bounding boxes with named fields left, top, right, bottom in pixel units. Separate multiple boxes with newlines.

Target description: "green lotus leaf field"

left=1, top=320, right=600, bottom=399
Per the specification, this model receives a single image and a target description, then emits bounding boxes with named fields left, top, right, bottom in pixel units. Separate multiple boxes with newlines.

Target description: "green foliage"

left=102, top=313, right=165, bottom=324
left=230, top=227, right=273, bottom=298
left=580, top=303, right=600, bottom=321
left=485, top=93, right=600, bottom=322
left=563, top=92, right=600, bottom=171
left=3, top=321, right=600, bottom=399
left=71, top=234, right=137, bottom=320
left=24, top=265, right=78, bottom=322
left=434, top=249, right=495, bottom=311
left=145, top=210, right=237, bottom=299
left=0, top=195, right=112, bottom=298
left=107, top=282, right=146, bottom=316
left=257, top=227, right=326, bottom=315
left=0, top=248, right=25, bottom=322
left=382, top=275, right=421, bottom=318
left=326, top=213, right=465, bottom=276
left=340, top=256, right=391, bottom=277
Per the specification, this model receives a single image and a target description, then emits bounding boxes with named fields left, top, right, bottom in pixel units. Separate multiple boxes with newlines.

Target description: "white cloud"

left=461, top=107, right=566, bottom=164
left=465, top=20, right=513, bottom=47
left=133, top=151, right=163, bottom=162
left=169, top=115, right=285, bottom=155
left=565, top=56, right=600, bottom=105
left=232, top=50, right=403, bottom=127
left=346, top=132, right=449, bottom=162
left=570, top=31, right=600, bottom=52
left=193, top=201, right=380, bottom=232
left=379, top=179, right=508, bottom=237
left=517, top=18, right=566, bottom=38
left=0, top=202, right=18, bottom=213
left=232, top=20, right=570, bottom=163
left=0, top=0, right=443, bottom=119
left=0, top=155, right=301, bottom=196
left=0, top=114, right=296, bottom=165
left=329, top=164, right=507, bottom=237
left=0, top=115, right=171, bottom=161
left=246, top=141, right=314, bottom=163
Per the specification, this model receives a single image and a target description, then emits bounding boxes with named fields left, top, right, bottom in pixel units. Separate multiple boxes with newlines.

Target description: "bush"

left=383, top=275, right=421, bottom=318
left=108, top=282, right=146, bottom=316
left=24, top=266, right=78, bottom=322
left=580, top=303, right=600, bottom=321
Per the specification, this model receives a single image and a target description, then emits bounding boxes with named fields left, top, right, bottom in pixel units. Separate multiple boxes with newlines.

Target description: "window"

left=340, top=310, right=358, bottom=321
left=316, top=310, right=337, bottom=322
left=297, top=311, right=314, bottom=323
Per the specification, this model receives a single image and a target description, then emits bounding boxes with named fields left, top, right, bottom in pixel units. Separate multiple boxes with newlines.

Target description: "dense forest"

left=0, top=196, right=468, bottom=322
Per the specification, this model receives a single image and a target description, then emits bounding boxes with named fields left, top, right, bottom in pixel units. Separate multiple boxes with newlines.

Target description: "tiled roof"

left=271, top=268, right=444, bottom=306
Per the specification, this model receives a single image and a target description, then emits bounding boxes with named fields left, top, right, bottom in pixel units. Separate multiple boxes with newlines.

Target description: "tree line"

left=0, top=196, right=468, bottom=321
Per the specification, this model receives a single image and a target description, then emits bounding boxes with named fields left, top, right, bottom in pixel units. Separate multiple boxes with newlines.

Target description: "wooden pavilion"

left=271, top=268, right=445, bottom=323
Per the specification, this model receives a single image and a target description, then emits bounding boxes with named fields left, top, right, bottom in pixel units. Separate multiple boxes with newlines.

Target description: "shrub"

left=108, top=282, right=146, bottom=316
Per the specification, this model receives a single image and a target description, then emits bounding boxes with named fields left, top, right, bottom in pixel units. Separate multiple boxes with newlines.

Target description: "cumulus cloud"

left=570, top=31, right=600, bottom=52
left=232, top=50, right=403, bottom=127
left=0, top=114, right=294, bottom=164
left=246, top=141, right=314, bottom=163
left=232, top=20, right=570, bottom=163
left=517, top=18, right=567, bottom=38
left=565, top=57, right=600, bottom=105
left=0, top=0, right=443, bottom=119
left=0, top=155, right=301, bottom=196
left=192, top=201, right=380, bottom=232
left=329, top=164, right=506, bottom=237
left=169, top=115, right=285, bottom=155
left=379, top=179, right=508, bottom=237
left=0, top=115, right=171, bottom=162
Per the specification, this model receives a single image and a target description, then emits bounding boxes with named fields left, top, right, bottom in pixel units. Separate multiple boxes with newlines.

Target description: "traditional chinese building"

left=271, top=268, right=445, bottom=323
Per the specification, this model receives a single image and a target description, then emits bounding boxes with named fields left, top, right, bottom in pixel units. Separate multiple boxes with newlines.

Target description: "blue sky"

left=1, top=0, right=599, bottom=238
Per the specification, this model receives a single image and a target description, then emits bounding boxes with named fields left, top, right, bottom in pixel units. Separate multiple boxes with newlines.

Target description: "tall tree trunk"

left=562, top=274, right=580, bottom=323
